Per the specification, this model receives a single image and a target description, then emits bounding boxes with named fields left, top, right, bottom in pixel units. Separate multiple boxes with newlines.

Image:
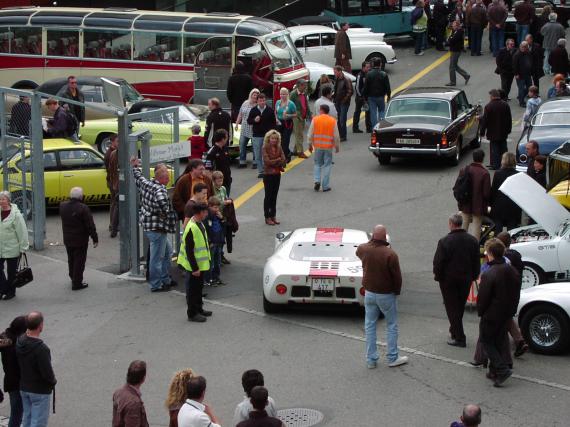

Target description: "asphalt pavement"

left=1, top=35, right=570, bottom=427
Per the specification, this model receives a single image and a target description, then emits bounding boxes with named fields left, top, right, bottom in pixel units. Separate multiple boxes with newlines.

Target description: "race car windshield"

left=289, top=242, right=360, bottom=261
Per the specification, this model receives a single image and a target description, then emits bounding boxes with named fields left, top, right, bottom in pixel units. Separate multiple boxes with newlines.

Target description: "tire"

left=263, top=294, right=281, bottom=313
left=96, top=134, right=113, bottom=155
left=12, top=190, right=32, bottom=220
left=11, top=80, right=38, bottom=90
left=520, top=304, right=570, bottom=355
left=521, top=263, right=544, bottom=289
left=448, top=138, right=461, bottom=166
left=366, top=53, right=387, bottom=70
left=378, top=153, right=391, bottom=165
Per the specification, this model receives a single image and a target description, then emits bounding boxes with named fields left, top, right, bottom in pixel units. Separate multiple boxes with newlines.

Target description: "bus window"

left=0, top=28, right=11, bottom=53
left=327, top=0, right=341, bottom=13
left=47, top=29, right=79, bottom=57
left=183, top=35, right=208, bottom=64
left=134, top=32, right=181, bottom=63
left=236, top=36, right=271, bottom=94
left=346, top=0, right=364, bottom=15
left=7, top=27, right=42, bottom=55
left=197, top=38, right=231, bottom=66
left=84, top=30, right=130, bottom=59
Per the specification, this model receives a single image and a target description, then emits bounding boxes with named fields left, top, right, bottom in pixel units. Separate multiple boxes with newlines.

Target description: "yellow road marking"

left=234, top=52, right=452, bottom=210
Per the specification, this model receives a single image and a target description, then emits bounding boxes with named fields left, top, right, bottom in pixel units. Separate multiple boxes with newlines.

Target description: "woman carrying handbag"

left=0, top=191, right=30, bottom=300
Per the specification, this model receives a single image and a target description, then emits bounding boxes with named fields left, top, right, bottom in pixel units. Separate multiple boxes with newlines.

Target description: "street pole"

left=30, top=93, right=44, bottom=250
left=118, top=108, right=131, bottom=273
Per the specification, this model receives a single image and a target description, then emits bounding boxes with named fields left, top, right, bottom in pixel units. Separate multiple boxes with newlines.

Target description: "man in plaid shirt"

left=130, top=157, right=176, bottom=292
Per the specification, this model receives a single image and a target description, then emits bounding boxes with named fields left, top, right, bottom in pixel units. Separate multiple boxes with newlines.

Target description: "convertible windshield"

left=119, top=81, right=144, bottom=103
left=386, top=98, right=451, bottom=119
left=264, top=33, right=302, bottom=69
left=289, top=242, right=360, bottom=261
left=531, top=112, right=570, bottom=126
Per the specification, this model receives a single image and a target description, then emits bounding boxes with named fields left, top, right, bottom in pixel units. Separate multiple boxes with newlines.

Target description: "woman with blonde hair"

left=262, top=130, right=286, bottom=225
left=165, top=368, right=195, bottom=427
left=236, top=88, right=260, bottom=168
left=275, top=87, right=297, bottom=162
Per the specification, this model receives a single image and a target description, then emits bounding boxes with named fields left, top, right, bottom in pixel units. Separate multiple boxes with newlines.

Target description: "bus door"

left=236, top=36, right=273, bottom=99
left=194, top=37, right=232, bottom=107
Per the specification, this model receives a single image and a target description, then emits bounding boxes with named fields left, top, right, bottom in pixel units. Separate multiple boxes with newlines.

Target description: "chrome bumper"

left=515, top=164, right=528, bottom=173
left=386, top=58, right=397, bottom=64
left=368, top=143, right=457, bottom=156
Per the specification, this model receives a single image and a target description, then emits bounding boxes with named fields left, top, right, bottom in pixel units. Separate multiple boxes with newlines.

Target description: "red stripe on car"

left=309, top=269, right=338, bottom=277
left=315, top=227, right=344, bottom=242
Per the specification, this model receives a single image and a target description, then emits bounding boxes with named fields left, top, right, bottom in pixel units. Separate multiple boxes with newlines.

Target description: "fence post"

left=118, top=108, right=131, bottom=273
left=30, top=93, right=45, bottom=250
left=0, top=92, right=7, bottom=191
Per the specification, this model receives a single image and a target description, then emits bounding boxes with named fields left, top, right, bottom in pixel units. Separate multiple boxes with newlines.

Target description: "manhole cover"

left=277, top=408, right=324, bottom=427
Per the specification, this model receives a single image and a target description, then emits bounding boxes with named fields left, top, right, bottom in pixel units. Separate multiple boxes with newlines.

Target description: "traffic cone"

left=466, top=280, right=478, bottom=308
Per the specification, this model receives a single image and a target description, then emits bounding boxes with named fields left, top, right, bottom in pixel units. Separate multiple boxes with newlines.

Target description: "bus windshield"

left=264, top=33, right=302, bottom=69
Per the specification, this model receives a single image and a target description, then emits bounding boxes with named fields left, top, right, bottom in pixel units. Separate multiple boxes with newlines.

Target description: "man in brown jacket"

left=356, top=225, right=408, bottom=369
left=457, top=149, right=491, bottom=241
left=334, top=23, right=352, bottom=71
left=104, top=134, right=119, bottom=238
left=112, top=360, right=149, bottom=427
left=172, top=159, right=215, bottom=220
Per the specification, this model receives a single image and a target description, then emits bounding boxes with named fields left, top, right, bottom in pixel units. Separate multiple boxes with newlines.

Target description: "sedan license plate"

left=311, top=278, right=335, bottom=292
left=396, top=138, right=421, bottom=145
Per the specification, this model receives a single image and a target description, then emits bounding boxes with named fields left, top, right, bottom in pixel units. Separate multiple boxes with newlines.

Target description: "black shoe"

left=340, top=137, right=347, bottom=142
left=238, top=164, right=247, bottom=169
left=353, top=129, right=363, bottom=133
left=221, top=256, right=231, bottom=265
left=445, top=82, right=456, bottom=86
left=257, top=174, right=264, bottom=179
left=366, top=129, right=372, bottom=133
left=189, top=314, right=207, bottom=322
left=200, top=310, right=213, bottom=317
left=519, top=102, right=526, bottom=108
left=514, top=340, right=529, bottom=357
left=151, top=286, right=169, bottom=293
left=110, top=231, right=118, bottom=238
left=322, top=187, right=332, bottom=192
left=493, top=370, right=512, bottom=387
left=447, top=339, right=466, bottom=348
left=202, top=293, right=208, bottom=298
left=72, top=283, right=88, bottom=291
left=469, top=361, right=488, bottom=368
left=314, top=182, right=320, bottom=191
left=2, top=293, right=15, bottom=300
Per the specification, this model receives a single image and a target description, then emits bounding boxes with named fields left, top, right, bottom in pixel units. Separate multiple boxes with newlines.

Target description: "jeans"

left=439, top=279, right=471, bottom=342
left=263, top=174, right=281, bottom=218
left=368, top=96, right=386, bottom=129
left=516, top=24, right=529, bottom=45
left=490, top=27, right=504, bottom=57
left=543, top=48, right=551, bottom=75
left=334, top=102, right=349, bottom=139
left=252, top=137, right=264, bottom=172
left=0, top=256, right=18, bottom=297
left=278, top=123, right=293, bottom=160
left=352, top=96, right=371, bottom=131
left=449, top=51, right=470, bottom=85
left=9, top=391, right=23, bottom=427
left=489, top=139, right=508, bottom=170
left=414, top=31, right=426, bottom=54
left=20, top=391, right=50, bottom=427
left=461, top=212, right=483, bottom=241
left=364, top=291, right=399, bottom=363
left=293, top=118, right=306, bottom=154
left=313, top=149, right=333, bottom=190
left=516, top=75, right=532, bottom=105
left=185, top=270, right=204, bottom=318
left=239, top=134, right=251, bottom=165
left=207, top=243, right=223, bottom=281
left=145, top=231, right=172, bottom=290
left=469, top=25, right=483, bottom=55
left=65, top=245, right=88, bottom=288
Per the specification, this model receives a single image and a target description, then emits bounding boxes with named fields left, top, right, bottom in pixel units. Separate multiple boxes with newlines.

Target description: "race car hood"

left=499, top=172, right=570, bottom=236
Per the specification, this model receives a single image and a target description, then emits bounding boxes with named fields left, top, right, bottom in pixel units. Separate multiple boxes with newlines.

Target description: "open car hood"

left=500, top=172, right=570, bottom=235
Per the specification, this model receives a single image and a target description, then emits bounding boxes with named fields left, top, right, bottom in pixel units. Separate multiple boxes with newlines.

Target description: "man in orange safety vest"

left=308, top=104, right=340, bottom=192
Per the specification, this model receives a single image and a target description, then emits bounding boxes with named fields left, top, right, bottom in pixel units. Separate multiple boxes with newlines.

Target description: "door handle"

left=63, top=174, right=74, bottom=177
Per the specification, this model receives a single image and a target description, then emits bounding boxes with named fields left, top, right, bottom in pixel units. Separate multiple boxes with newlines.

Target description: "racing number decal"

left=346, top=265, right=363, bottom=274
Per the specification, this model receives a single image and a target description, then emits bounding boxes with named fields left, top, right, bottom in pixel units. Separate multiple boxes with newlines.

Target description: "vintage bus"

left=0, top=6, right=308, bottom=106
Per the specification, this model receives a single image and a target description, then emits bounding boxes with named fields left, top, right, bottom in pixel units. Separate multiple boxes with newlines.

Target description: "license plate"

left=311, top=278, right=335, bottom=292
left=396, top=138, right=421, bottom=145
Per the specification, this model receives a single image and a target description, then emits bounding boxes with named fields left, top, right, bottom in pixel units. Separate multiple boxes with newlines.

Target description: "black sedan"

left=369, top=87, right=480, bottom=166
left=516, top=98, right=570, bottom=171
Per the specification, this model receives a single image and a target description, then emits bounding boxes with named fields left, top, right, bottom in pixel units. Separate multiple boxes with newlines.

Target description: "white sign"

left=149, top=141, right=191, bottom=163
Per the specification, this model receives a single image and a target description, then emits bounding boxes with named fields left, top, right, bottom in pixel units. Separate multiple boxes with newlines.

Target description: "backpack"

left=64, top=108, right=79, bottom=138
left=453, top=165, right=472, bottom=204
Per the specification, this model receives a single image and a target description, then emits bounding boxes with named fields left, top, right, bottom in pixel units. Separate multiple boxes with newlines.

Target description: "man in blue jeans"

left=333, top=66, right=353, bottom=142
left=356, top=225, right=408, bottom=369
left=362, top=57, right=391, bottom=129
left=16, top=312, right=56, bottom=427
left=308, top=104, right=340, bottom=192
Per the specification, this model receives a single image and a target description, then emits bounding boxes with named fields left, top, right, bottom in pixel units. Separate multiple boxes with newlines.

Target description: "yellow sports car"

left=0, top=139, right=173, bottom=216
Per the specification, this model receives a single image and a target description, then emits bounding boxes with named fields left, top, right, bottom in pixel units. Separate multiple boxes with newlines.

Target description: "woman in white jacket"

left=0, top=191, right=29, bottom=300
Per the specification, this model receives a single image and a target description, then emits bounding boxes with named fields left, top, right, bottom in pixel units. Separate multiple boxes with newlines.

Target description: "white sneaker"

left=388, top=356, right=409, bottom=367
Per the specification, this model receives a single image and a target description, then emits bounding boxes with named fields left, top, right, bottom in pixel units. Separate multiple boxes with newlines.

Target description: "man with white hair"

left=548, top=38, right=570, bottom=77
left=540, top=13, right=566, bottom=75
left=59, top=187, right=98, bottom=291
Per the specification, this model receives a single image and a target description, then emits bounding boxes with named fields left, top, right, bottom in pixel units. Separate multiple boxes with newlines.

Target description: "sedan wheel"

left=520, top=304, right=570, bottom=354
left=448, top=140, right=461, bottom=166
left=97, top=135, right=113, bottom=155
left=378, top=153, right=391, bottom=165
left=521, top=263, right=543, bottom=289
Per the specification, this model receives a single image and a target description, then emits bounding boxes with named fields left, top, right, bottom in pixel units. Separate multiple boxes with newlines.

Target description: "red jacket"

left=188, top=135, right=207, bottom=160
left=458, top=162, right=491, bottom=216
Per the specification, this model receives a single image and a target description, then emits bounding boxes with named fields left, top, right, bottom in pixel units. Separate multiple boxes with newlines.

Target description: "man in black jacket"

left=433, top=213, right=480, bottom=347
left=247, top=93, right=276, bottom=178
left=362, top=57, right=391, bottom=131
left=433, top=0, right=449, bottom=50
left=513, top=41, right=533, bottom=107
left=205, top=129, right=232, bottom=195
left=59, top=187, right=98, bottom=291
left=495, top=38, right=516, bottom=98
left=477, top=239, right=521, bottom=387
left=446, top=20, right=471, bottom=86
left=16, top=311, right=57, bottom=426
left=352, top=61, right=372, bottom=133
left=525, top=34, right=545, bottom=91
left=490, top=152, right=521, bottom=233
left=480, top=89, right=512, bottom=170
left=204, top=97, right=231, bottom=146
left=227, top=61, right=253, bottom=122
left=59, top=75, right=85, bottom=127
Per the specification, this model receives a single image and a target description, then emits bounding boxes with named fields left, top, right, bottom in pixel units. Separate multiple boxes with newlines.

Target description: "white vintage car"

left=288, top=25, right=397, bottom=72
left=304, top=61, right=355, bottom=99
left=262, top=227, right=369, bottom=313
left=500, top=173, right=570, bottom=289
left=516, top=283, right=570, bottom=354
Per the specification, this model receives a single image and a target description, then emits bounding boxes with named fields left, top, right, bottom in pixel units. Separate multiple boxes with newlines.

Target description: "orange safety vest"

left=312, top=114, right=337, bottom=150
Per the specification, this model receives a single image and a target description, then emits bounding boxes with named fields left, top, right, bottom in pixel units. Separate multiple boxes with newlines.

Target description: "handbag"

left=13, top=253, right=33, bottom=288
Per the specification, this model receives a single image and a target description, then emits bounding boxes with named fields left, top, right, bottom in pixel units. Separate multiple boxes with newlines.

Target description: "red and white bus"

left=0, top=6, right=309, bottom=106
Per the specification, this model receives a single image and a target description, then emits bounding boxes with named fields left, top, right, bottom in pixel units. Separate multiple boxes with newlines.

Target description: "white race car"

left=262, top=227, right=369, bottom=313
left=500, top=173, right=570, bottom=289
left=517, top=282, right=570, bottom=354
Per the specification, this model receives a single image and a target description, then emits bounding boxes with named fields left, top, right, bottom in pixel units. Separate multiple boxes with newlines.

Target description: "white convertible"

left=262, top=227, right=368, bottom=313
left=288, top=25, right=397, bottom=72
left=304, top=61, right=355, bottom=99
left=500, top=173, right=570, bottom=289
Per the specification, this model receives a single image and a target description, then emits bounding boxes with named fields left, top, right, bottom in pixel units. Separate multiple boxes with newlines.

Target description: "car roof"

left=38, top=76, right=126, bottom=94
left=287, top=25, right=336, bottom=37
left=129, top=100, right=183, bottom=114
left=42, top=139, right=98, bottom=151
left=537, top=98, right=570, bottom=113
left=393, top=87, right=460, bottom=100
